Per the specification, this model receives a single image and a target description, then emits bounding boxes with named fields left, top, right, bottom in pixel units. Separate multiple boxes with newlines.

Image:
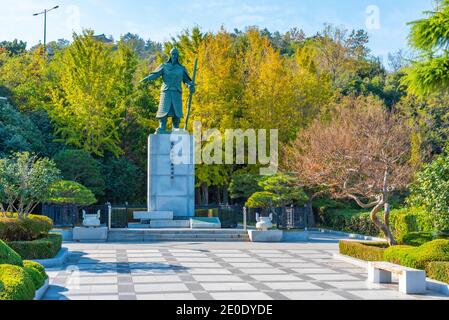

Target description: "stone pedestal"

left=147, top=133, right=195, bottom=218
left=248, top=230, right=283, bottom=242
left=73, top=227, right=108, bottom=241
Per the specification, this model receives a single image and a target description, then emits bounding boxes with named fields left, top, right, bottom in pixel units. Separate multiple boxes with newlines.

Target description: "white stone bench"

left=368, top=261, right=426, bottom=294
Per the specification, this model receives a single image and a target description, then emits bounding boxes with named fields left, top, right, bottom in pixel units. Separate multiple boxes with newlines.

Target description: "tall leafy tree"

left=403, top=0, right=449, bottom=96
left=48, top=30, right=123, bottom=156
left=53, top=149, right=106, bottom=197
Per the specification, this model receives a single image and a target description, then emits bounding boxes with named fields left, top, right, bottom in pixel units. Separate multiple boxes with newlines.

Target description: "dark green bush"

left=0, top=264, right=35, bottom=300
left=401, top=232, right=434, bottom=246
left=7, top=233, right=62, bottom=260
left=389, top=207, right=433, bottom=240
left=317, top=209, right=379, bottom=236
left=426, top=262, right=449, bottom=284
left=23, top=260, right=47, bottom=281
left=339, top=241, right=388, bottom=261
left=317, top=205, right=434, bottom=240
left=0, top=214, right=53, bottom=241
left=0, top=240, right=23, bottom=266
left=23, top=264, right=45, bottom=290
left=384, top=239, right=449, bottom=269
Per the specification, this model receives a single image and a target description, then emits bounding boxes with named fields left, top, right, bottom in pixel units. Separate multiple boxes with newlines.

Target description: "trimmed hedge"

left=7, top=233, right=62, bottom=260
left=317, top=206, right=434, bottom=240
left=0, top=214, right=53, bottom=241
left=384, top=239, right=449, bottom=270
left=426, top=262, right=449, bottom=284
left=400, top=232, right=434, bottom=246
left=339, top=241, right=388, bottom=261
left=23, top=260, right=47, bottom=280
left=0, top=240, right=23, bottom=267
left=0, top=264, right=35, bottom=300
left=23, top=264, right=45, bottom=290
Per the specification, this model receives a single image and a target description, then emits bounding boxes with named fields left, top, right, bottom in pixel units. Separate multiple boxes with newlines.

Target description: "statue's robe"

left=142, top=62, right=193, bottom=119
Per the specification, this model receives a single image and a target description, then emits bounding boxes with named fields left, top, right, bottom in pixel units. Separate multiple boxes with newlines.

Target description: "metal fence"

left=42, top=203, right=309, bottom=230
left=42, top=204, right=110, bottom=227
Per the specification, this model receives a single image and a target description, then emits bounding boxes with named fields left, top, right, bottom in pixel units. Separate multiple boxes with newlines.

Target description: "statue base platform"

left=147, top=134, right=195, bottom=218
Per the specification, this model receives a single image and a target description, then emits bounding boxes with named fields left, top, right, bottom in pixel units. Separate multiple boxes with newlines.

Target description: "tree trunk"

left=195, top=187, right=201, bottom=206
left=370, top=200, right=397, bottom=246
left=217, top=186, right=222, bottom=205
left=201, top=183, right=209, bottom=206
left=222, top=186, right=229, bottom=206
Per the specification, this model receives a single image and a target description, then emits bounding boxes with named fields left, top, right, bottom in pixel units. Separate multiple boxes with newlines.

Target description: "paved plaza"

left=43, top=233, right=449, bottom=300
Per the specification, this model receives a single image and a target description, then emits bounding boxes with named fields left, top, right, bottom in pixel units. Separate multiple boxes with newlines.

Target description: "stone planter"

left=33, top=278, right=49, bottom=300
left=248, top=230, right=283, bottom=242
left=33, top=248, right=69, bottom=268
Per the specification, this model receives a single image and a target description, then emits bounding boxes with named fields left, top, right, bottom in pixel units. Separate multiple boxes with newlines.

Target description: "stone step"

left=108, top=232, right=249, bottom=238
left=107, top=229, right=250, bottom=242
left=110, top=229, right=248, bottom=234
left=108, top=237, right=249, bottom=242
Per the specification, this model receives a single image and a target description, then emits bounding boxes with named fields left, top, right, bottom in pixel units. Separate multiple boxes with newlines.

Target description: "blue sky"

left=0, top=0, right=434, bottom=62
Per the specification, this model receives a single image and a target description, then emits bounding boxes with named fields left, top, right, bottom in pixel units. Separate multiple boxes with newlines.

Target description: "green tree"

left=101, top=157, right=143, bottom=203
left=47, top=30, right=123, bottom=156
left=403, top=0, right=449, bottom=96
left=0, top=39, right=27, bottom=55
left=0, top=152, right=60, bottom=219
left=53, top=149, right=106, bottom=197
left=47, top=180, right=96, bottom=206
left=408, top=148, right=449, bottom=231
left=0, top=46, right=48, bottom=111
left=229, top=173, right=263, bottom=201
left=0, top=99, right=45, bottom=157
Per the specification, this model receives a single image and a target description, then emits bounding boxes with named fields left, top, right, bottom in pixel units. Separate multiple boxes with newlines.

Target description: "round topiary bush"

left=23, top=260, right=47, bottom=282
left=0, top=240, right=23, bottom=267
left=0, top=214, right=53, bottom=241
left=0, top=264, right=35, bottom=300
left=23, top=264, right=45, bottom=290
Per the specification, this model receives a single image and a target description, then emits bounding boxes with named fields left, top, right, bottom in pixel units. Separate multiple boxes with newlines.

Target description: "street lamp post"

left=33, top=5, right=60, bottom=52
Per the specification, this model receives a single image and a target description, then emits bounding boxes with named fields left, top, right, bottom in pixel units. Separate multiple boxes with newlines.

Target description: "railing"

left=42, top=203, right=309, bottom=230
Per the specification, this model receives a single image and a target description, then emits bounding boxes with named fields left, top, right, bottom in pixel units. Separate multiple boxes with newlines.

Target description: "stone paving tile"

left=192, top=275, right=244, bottom=282
left=308, top=274, right=360, bottom=281
left=42, top=240, right=448, bottom=301
left=134, top=283, right=189, bottom=293
left=264, top=282, right=324, bottom=291
left=281, top=291, right=346, bottom=300
left=250, top=274, right=303, bottom=282
left=200, top=282, right=258, bottom=292
left=210, top=292, right=273, bottom=300
left=137, top=293, right=196, bottom=300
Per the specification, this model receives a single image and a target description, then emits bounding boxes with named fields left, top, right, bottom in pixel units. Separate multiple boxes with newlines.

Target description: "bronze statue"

left=140, top=47, right=196, bottom=134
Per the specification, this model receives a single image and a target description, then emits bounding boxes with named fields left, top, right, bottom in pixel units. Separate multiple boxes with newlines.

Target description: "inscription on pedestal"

left=148, top=134, right=195, bottom=217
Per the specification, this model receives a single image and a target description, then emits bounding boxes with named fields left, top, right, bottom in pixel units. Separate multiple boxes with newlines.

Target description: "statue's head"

left=168, top=47, right=179, bottom=64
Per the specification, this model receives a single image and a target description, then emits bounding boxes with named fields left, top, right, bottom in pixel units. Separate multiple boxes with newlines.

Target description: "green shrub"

left=317, top=205, right=434, bottom=240
left=0, top=264, right=35, bottom=300
left=317, top=209, right=379, bottom=237
left=389, top=207, right=433, bottom=240
left=384, top=239, right=449, bottom=269
left=426, top=262, right=449, bottom=284
left=23, top=260, right=47, bottom=281
left=339, top=241, right=388, bottom=261
left=7, top=233, right=62, bottom=260
left=0, top=214, right=53, bottom=241
left=23, top=264, right=45, bottom=290
left=0, top=240, right=23, bottom=266
left=401, top=232, right=434, bottom=246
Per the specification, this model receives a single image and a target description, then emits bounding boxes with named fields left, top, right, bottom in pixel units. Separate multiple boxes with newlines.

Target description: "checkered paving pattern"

left=42, top=243, right=449, bottom=300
